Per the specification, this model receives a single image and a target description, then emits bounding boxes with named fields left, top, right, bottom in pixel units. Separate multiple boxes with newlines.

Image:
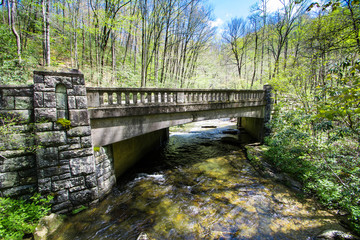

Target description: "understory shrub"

left=0, top=193, right=53, bottom=240
left=265, top=105, right=360, bottom=234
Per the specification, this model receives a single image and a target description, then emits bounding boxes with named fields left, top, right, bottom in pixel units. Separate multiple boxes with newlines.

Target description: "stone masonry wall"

left=0, top=70, right=117, bottom=214
left=94, top=145, right=116, bottom=198
left=33, top=71, right=99, bottom=213
left=0, top=85, right=37, bottom=198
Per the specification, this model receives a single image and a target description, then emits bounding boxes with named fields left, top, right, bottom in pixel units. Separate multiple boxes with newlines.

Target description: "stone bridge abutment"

left=0, top=70, right=272, bottom=213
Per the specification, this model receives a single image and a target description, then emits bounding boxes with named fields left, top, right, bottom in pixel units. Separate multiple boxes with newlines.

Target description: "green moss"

left=72, top=205, right=88, bottom=215
left=93, top=146, right=100, bottom=152
left=56, top=118, right=71, bottom=130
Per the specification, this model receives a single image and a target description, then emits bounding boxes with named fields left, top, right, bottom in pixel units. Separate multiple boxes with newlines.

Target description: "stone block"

left=58, top=144, right=81, bottom=151
left=52, top=179, right=71, bottom=192
left=76, top=96, right=87, bottom=109
left=15, top=97, right=32, bottom=110
left=81, top=136, right=92, bottom=148
left=34, top=83, right=55, bottom=92
left=68, top=96, right=76, bottom=109
left=56, top=110, right=67, bottom=119
left=44, top=92, right=56, bottom=108
left=0, top=110, right=32, bottom=123
left=34, top=74, right=44, bottom=83
left=66, top=137, right=80, bottom=144
left=36, top=131, right=66, bottom=147
left=85, top=174, right=97, bottom=188
left=1, top=155, right=35, bottom=172
left=38, top=165, right=70, bottom=178
left=35, top=108, right=57, bottom=122
left=67, top=126, right=91, bottom=137
left=2, top=184, right=36, bottom=197
left=0, top=133, right=29, bottom=150
left=61, top=77, right=73, bottom=88
left=3, top=96, right=15, bottom=109
left=35, top=122, right=53, bottom=131
left=12, top=125, right=30, bottom=132
left=36, top=147, right=58, bottom=168
left=51, top=201, right=72, bottom=213
left=59, top=148, right=92, bottom=160
left=70, top=156, right=95, bottom=176
left=38, top=178, right=51, bottom=193
left=70, top=176, right=84, bottom=187
left=68, top=85, right=86, bottom=96
left=98, top=175, right=115, bottom=196
left=18, top=168, right=37, bottom=178
left=2, top=88, right=33, bottom=97
left=44, top=76, right=58, bottom=88
left=54, top=189, right=69, bottom=203
left=0, top=149, right=27, bottom=158
left=72, top=76, right=84, bottom=85
left=69, top=185, right=86, bottom=193
left=59, top=173, right=71, bottom=180
left=0, top=172, right=18, bottom=188
left=69, top=189, right=94, bottom=206
left=19, top=175, right=37, bottom=185
left=69, top=109, right=89, bottom=126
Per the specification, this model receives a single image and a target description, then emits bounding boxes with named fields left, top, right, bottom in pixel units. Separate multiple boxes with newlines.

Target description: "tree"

left=8, top=0, right=21, bottom=63
left=42, top=0, right=50, bottom=67
left=223, top=17, right=249, bottom=80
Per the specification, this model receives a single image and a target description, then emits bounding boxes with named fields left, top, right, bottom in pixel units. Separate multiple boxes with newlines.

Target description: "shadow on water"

left=116, top=123, right=256, bottom=184
left=49, top=119, right=349, bottom=240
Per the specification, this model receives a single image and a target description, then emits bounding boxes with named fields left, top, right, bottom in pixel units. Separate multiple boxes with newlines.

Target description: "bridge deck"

left=86, top=87, right=267, bottom=146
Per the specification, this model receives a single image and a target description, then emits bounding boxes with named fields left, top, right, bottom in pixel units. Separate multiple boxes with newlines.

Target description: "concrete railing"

left=86, top=87, right=266, bottom=108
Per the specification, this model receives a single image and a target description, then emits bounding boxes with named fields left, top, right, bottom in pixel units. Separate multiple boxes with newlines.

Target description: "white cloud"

left=209, top=18, right=224, bottom=28
left=267, top=0, right=284, bottom=13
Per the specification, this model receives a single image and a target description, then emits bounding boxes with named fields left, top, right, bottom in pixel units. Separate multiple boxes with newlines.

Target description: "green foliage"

left=93, top=146, right=100, bottom=152
left=0, top=193, right=53, bottom=240
left=265, top=62, right=360, bottom=233
left=56, top=118, right=72, bottom=130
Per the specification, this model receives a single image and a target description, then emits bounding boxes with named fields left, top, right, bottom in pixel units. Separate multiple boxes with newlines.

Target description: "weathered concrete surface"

left=239, top=117, right=265, bottom=141
left=90, top=104, right=264, bottom=147
left=112, top=128, right=169, bottom=177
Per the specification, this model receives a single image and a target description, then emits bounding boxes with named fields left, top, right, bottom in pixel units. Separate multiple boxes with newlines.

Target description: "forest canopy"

left=0, top=0, right=359, bottom=90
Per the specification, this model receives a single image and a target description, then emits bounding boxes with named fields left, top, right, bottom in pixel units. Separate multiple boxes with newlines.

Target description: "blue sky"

left=208, top=0, right=283, bottom=31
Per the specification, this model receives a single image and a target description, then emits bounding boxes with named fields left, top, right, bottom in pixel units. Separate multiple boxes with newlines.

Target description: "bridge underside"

left=89, top=103, right=265, bottom=147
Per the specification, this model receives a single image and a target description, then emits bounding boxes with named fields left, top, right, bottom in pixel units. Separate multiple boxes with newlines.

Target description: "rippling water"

left=50, top=119, right=345, bottom=240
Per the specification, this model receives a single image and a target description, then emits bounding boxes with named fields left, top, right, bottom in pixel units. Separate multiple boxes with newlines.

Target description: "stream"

left=49, top=119, right=346, bottom=240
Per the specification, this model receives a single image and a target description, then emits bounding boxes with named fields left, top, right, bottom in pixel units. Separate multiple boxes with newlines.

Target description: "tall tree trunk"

left=8, top=0, right=21, bottom=63
left=251, top=32, right=258, bottom=88
left=140, top=0, right=148, bottom=87
left=111, top=32, right=117, bottom=84
left=42, top=0, right=50, bottom=67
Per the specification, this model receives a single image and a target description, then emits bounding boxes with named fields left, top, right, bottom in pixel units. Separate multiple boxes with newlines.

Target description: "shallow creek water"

left=50, top=119, right=346, bottom=240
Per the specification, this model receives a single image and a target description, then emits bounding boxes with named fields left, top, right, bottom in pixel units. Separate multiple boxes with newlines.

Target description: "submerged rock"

left=316, top=230, right=360, bottom=240
left=137, top=232, right=149, bottom=240
left=222, top=129, right=239, bottom=135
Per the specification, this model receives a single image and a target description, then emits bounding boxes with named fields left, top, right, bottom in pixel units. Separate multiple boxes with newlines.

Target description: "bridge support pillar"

left=238, top=84, right=272, bottom=142
left=33, top=70, right=99, bottom=213
left=112, top=128, right=169, bottom=178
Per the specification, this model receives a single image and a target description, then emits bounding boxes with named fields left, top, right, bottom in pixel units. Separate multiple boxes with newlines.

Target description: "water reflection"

left=50, top=119, right=345, bottom=240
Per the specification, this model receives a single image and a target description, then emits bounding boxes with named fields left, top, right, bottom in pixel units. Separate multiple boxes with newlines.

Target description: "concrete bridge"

left=0, top=70, right=272, bottom=213
left=86, top=87, right=271, bottom=146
